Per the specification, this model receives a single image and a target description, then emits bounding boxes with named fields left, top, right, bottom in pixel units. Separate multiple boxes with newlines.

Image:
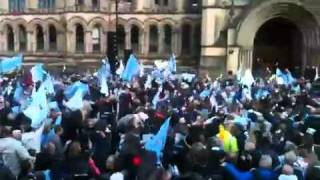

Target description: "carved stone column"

left=125, top=29, right=131, bottom=50
left=158, top=27, right=164, bottom=54
left=143, top=29, right=149, bottom=54
left=26, top=31, right=33, bottom=52
left=174, top=28, right=182, bottom=56
left=85, top=31, right=92, bottom=53
left=14, top=29, right=19, bottom=52
left=44, top=29, right=49, bottom=51
left=239, top=48, right=253, bottom=71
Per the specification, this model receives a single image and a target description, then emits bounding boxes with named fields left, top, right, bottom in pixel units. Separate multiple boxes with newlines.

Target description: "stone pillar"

left=125, top=29, right=131, bottom=50
left=85, top=31, right=92, bottom=53
left=66, top=0, right=76, bottom=11
left=227, top=28, right=236, bottom=46
left=143, top=0, right=152, bottom=9
left=158, top=27, right=164, bottom=54
left=44, top=30, right=49, bottom=51
left=174, top=28, right=182, bottom=56
left=66, top=30, right=73, bottom=53
left=226, top=47, right=239, bottom=74
left=0, top=0, right=9, bottom=13
left=201, top=9, right=216, bottom=46
left=27, top=31, right=33, bottom=52
left=14, top=29, right=19, bottom=52
left=169, top=0, right=176, bottom=11
left=26, top=0, right=38, bottom=12
left=138, top=31, right=144, bottom=54
left=99, top=0, right=108, bottom=11
left=135, top=0, right=144, bottom=12
left=55, top=0, right=65, bottom=12
left=143, top=29, right=149, bottom=54
left=176, top=0, right=185, bottom=12
left=85, top=0, right=92, bottom=11
left=0, top=31, right=6, bottom=52
left=239, top=48, right=253, bottom=71
left=101, top=31, right=107, bottom=54
left=56, top=31, right=65, bottom=52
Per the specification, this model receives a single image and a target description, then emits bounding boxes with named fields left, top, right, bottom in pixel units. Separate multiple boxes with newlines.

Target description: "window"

left=155, top=0, right=160, bottom=5
left=92, top=26, right=101, bottom=52
left=164, top=25, right=172, bottom=53
left=36, top=25, right=44, bottom=51
left=149, top=25, right=158, bottom=53
left=182, top=24, right=191, bottom=54
left=76, top=0, right=84, bottom=11
left=49, top=25, right=57, bottom=51
left=18, top=25, right=27, bottom=51
left=92, top=0, right=99, bottom=11
left=38, top=0, right=55, bottom=10
left=117, top=25, right=125, bottom=56
left=75, top=24, right=84, bottom=52
left=9, top=0, right=25, bottom=13
left=164, top=0, right=169, bottom=6
left=131, top=25, right=139, bottom=53
left=6, top=25, right=14, bottom=51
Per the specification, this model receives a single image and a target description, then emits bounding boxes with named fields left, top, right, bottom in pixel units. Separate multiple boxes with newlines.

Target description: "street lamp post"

left=108, top=0, right=119, bottom=74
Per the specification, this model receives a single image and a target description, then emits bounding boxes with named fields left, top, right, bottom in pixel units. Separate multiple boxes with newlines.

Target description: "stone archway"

left=252, top=17, right=303, bottom=77
left=236, top=0, right=319, bottom=75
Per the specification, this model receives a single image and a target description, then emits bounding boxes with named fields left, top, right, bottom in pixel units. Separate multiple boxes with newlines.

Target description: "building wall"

left=0, top=0, right=202, bottom=70
left=200, top=0, right=320, bottom=77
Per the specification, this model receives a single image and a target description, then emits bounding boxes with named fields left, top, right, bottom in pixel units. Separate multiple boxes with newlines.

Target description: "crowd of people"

left=0, top=55, right=319, bottom=180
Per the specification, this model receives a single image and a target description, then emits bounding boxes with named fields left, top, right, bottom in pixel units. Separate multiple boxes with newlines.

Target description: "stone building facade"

left=0, top=0, right=319, bottom=76
left=0, top=0, right=202, bottom=71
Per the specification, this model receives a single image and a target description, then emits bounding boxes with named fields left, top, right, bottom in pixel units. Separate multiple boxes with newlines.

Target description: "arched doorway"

left=235, top=1, right=319, bottom=76
left=253, top=17, right=302, bottom=76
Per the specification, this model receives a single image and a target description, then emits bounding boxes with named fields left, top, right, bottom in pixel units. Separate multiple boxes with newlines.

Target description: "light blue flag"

left=200, top=89, right=210, bottom=100
left=145, top=117, right=171, bottom=163
left=100, top=76, right=109, bottom=96
left=234, top=116, right=249, bottom=127
left=26, top=84, right=49, bottom=128
left=65, top=88, right=84, bottom=111
left=121, top=54, right=140, bottom=81
left=152, top=86, right=162, bottom=109
left=0, top=54, right=23, bottom=74
left=55, top=115, right=62, bottom=125
left=13, top=82, right=23, bottom=103
left=168, top=54, right=177, bottom=73
left=64, top=81, right=89, bottom=99
left=144, top=75, right=152, bottom=90
left=240, top=69, right=255, bottom=88
left=97, top=60, right=111, bottom=85
left=43, top=74, right=55, bottom=95
left=292, top=84, right=300, bottom=94
left=43, top=170, right=51, bottom=180
left=24, top=105, right=48, bottom=129
left=276, top=68, right=288, bottom=85
left=11, top=106, right=20, bottom=114
left=286, top=71, right=296, bottom=85
left=31, top=84, right=47, bottom=108
left=255, top=89, right=269, bottom=100
left=30, top=64, right=47, bottom=82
